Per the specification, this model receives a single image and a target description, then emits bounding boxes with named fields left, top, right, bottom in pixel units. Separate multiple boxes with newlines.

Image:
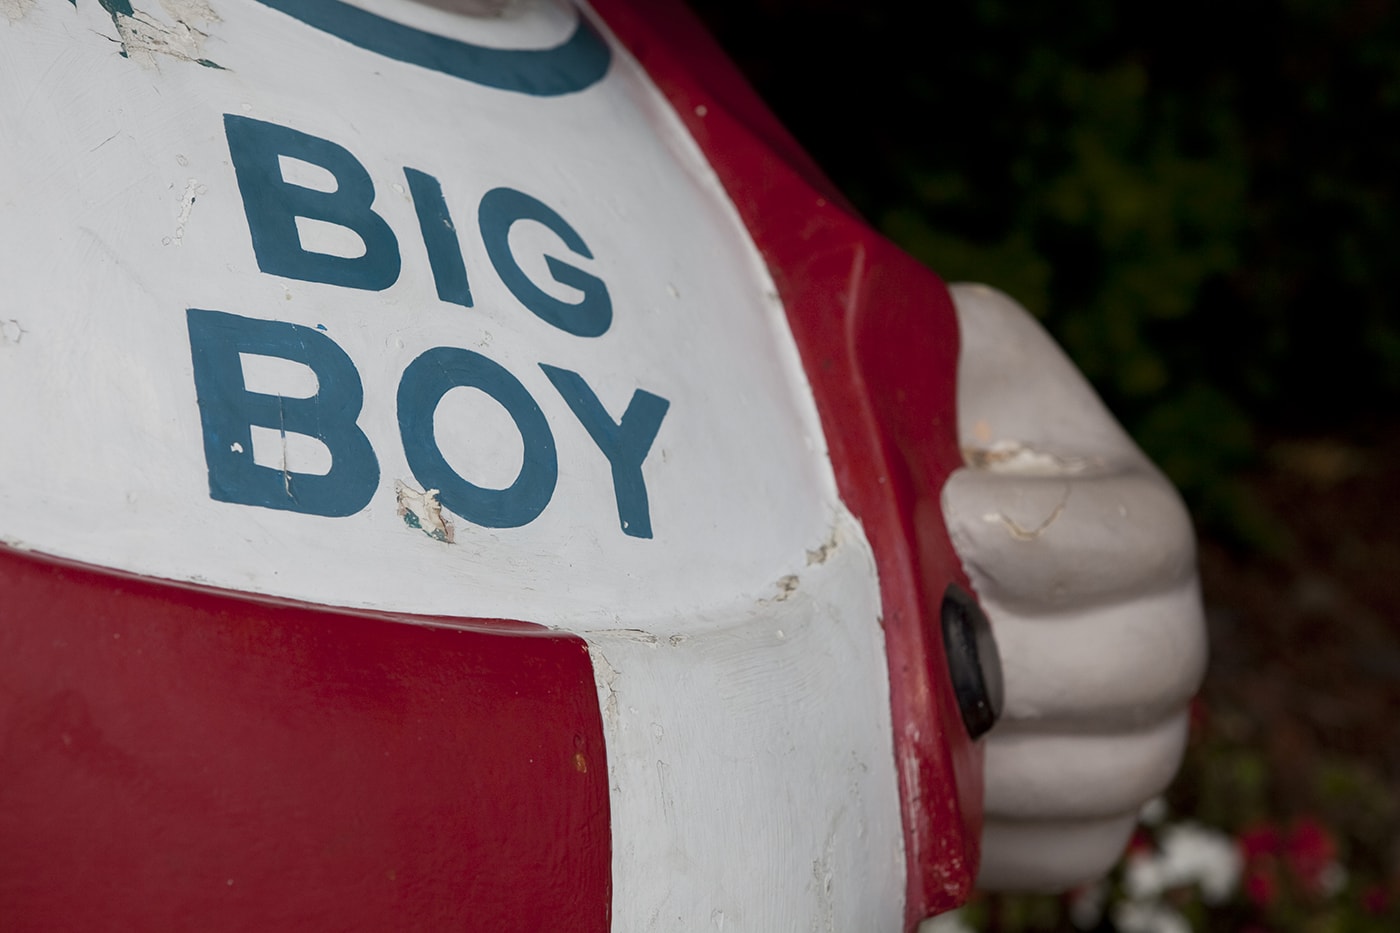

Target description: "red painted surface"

left=594, top=3, right=985, bottom=925
left=0, top=546, right=610, bottom=932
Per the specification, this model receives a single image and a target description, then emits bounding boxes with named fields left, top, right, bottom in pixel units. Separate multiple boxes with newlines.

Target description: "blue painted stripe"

left=250, top=0, right=611, bottom=96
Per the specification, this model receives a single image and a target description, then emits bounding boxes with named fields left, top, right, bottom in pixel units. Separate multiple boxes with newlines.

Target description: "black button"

left=940, top=583, right=1004, bottom=740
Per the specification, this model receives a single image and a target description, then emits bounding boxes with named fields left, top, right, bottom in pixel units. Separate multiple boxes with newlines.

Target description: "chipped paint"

left=0, top=0, right=35, bottom=22
left=394, top=480, right=454, bottom=543
left=964, top=439, right=1100, bottom=475
left=806, top=526, right=840, bottom=565
left=0, top=320, right=23, bottom=345
left=774, top=573, right=799, bottom=600
left=164, top=178, right=207, bottom=246
left=584, top=628, right=658, bottom=646
left=97, top=0, right=225, bottom=69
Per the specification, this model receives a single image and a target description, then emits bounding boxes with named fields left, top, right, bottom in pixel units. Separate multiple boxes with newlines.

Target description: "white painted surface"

left=0, top=0, right=843, bottom=630
left=587, top=511, right=904, bottom=932
left=0, top=2, right=909, bottom=928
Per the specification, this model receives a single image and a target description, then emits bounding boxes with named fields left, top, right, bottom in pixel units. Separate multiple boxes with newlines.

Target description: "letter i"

left=404, top=168, right=473, bottom=308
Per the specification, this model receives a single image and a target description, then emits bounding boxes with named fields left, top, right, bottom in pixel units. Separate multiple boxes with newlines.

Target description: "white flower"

left=1319, top=861, right=1349, bottom=898
left=1124, top=821, right=1242, bottom=905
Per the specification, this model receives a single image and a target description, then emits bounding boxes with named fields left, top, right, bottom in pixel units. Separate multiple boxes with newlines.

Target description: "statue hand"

left=942, top=284, right=1208, bottom=890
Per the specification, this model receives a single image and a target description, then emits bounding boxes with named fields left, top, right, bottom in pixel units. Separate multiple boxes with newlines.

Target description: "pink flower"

left=1236, top=823, right=1283, bottom=909
left=1362, top=882, right=1391, bottom=915
left=1188, top=697, right=1210, bottom=740
left=1235, top=816, right=1346, bottom=908
left=1243, top=863, right=1279, bottom=908
left=1126, top=828, right=1155, bottom=856
left=1236, top=823, right=1279, bottom=862
left=1281, top=817, right=1338, bottom=897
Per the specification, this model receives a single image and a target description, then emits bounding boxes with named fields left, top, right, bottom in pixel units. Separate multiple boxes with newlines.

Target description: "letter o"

left=398, top=347, right=558, bottom=528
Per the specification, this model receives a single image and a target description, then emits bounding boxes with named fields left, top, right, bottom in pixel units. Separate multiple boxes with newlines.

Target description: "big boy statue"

left=0, top=0, right=1205, bottom=930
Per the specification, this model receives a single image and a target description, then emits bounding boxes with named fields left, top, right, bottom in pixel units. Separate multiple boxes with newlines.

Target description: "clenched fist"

left=943, top=284, right=1208, bottom=890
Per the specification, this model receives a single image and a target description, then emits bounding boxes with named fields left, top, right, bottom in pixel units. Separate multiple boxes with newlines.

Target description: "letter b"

left=224, top=114, right=401, bottom=291
left=187, top=308, right=379, bottom=517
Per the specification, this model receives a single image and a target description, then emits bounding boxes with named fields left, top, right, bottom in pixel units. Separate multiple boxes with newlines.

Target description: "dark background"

left=691, top=2, right=1400, bottom=927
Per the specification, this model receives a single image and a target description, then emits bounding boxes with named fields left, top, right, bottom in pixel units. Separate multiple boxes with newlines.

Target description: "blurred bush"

left=693, top=0, right=1400, bottom=548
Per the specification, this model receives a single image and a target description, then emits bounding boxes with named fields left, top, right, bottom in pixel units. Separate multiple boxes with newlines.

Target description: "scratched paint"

left=583, top=514, right=902, bottom=931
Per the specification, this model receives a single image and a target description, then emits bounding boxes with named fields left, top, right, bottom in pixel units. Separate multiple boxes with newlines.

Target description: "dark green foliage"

left=693, top=0, right=1400, bottom=544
